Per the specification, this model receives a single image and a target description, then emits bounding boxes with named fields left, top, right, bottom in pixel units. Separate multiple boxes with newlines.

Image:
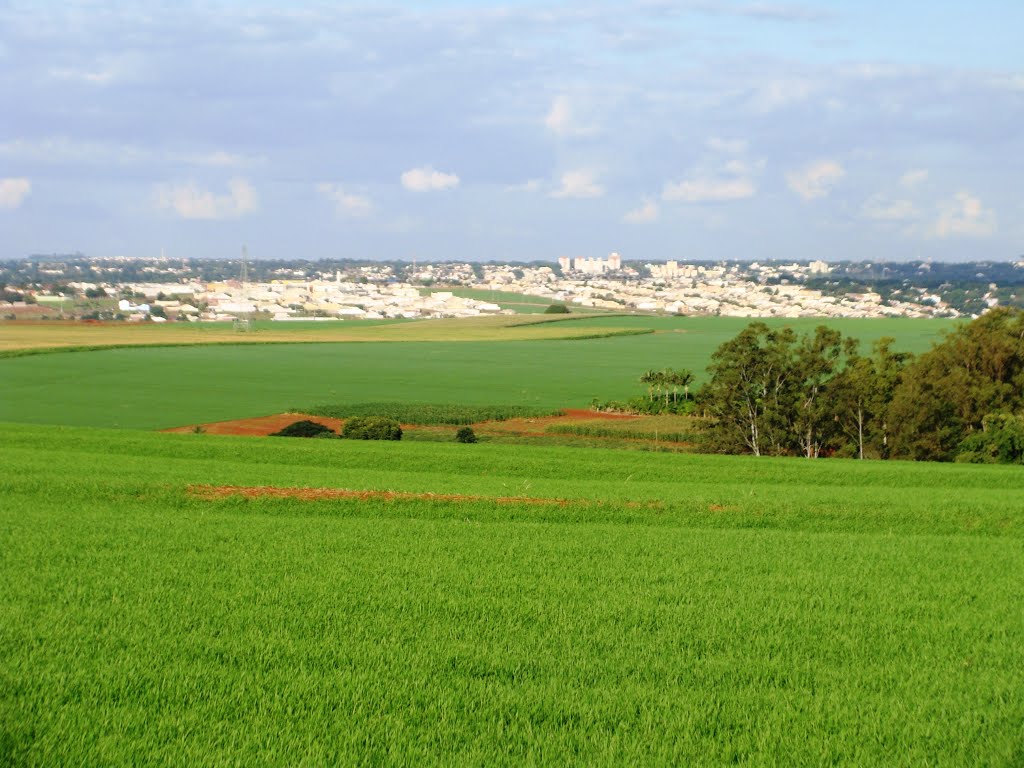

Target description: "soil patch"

left=190, top=484, right=575, bottom=506
left=163, top=413, right=345, bottom=436
left=164, top=409, right=637, bottom=437
left=188, top=484, right=663, bottom=510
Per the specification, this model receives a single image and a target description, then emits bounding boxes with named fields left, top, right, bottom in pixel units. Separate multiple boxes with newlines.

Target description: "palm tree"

left=640, top=370, right=658, bottom=401
left=674, top=369, right=695, bottom=401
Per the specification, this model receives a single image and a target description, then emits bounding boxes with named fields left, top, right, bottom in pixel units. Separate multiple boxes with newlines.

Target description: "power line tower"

left=235, top=244, right=252, bottom=332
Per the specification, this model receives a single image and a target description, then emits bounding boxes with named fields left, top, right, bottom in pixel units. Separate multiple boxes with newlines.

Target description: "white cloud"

left=749, top=78, right=816, bottom=112
left=707, top=137, right=749, bottom=155
left=549, top=169, right=604, bottom=199
left=862, top=195, right=917, bottom=221
left=48, top=65, right=117, bottom=85
left=624, top=198, right=659, bottom=223
left=0, top=177, right=31, bottom=209
left=155, top=178, right=257, bottom=219
left=662, top=177, right=755, bottom=203
left=933, top=192, right=996, bottom=238
left=786, top=160, right=845, bottom=200
left=317, top=183, right=372, bottom=217
left=400, top=166, right=459, bottom=192
left=900, top=169, right=928, bottom=188
left=505, top=178, right=544, bottom=193
left=190, top=151, right=259, bottom=168
left=543, top=95, right=596, bottom=137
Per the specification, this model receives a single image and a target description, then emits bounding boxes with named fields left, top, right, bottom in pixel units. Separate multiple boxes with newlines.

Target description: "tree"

left=698, top=323, right=861, bottom=458
left=544, top=303, right=570, bottom=314
left=697, top=322, right=799, bottom=456
left=957, top=412, right=1024, bottom=464
left=640, top=369, right=659, bottom=402
left=271, top=420, right=336, bottom=438
left=791, top=326, right=845, bottom=459
left=455, top=426, right=478, bottom=443
left=888, top=308, right=1024, bottom=460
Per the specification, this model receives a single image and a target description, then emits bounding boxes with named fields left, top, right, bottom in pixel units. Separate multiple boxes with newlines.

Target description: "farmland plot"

left=1, top=424, right=1022, bottom=765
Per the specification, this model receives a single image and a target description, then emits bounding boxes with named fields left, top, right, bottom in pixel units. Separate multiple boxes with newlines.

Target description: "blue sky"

left=1, top=0, right=1021, bottom=262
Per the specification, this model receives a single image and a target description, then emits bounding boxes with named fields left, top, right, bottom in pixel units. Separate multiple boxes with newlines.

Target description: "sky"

left=1, top=0, right=1022, bottom=263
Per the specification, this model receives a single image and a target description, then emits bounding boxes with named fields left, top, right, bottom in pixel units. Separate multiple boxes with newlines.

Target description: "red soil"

left=189, top=484, right=574, bottom=506
left=163, top=409, right=638, bottom=437
left=188, top=484, right=663, bottom=510
left=163, top=413, right=346, bottom=436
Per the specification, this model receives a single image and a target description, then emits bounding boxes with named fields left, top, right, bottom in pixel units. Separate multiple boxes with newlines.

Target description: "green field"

left=5, top=314, right=1014, bottom=765
left=2, top=423, right=1022, bottom=765
left=0, top=316, right=955, bottom=429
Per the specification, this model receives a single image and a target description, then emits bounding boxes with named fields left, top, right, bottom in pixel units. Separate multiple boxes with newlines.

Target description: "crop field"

left=0, top=316, right=954, bottom=430
left=1, top=423, right=1022, bottom=765
left=546, top=413, right=702, bottom=444
left=0, top=315, right=645, bottom=354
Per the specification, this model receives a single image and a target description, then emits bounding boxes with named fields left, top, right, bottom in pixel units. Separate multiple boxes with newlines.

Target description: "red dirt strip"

left=188, top=484, right=663, bottom=510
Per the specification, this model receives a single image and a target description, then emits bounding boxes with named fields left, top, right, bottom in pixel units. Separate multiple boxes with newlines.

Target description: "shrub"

left=455, top=426, right=478, bottom=443
left=956, top=413, right=1024, bottom=464
left=342, top=416, right=402, bottom=441
left=543, top=303, right=570, bottom=314
left=302, top=403, right=562, bottom=426
left=271, top=420, right=336, bottom=438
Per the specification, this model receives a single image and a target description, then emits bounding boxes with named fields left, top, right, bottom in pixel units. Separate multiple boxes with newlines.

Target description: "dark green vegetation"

left=454, top=426, right=478, bottom=443
left=270, top=420, right=336, bottom=438
left=340, top=416, right=403, bottom=441
left=697, top=309, right=1024, bottom=462
left=0, top=316, right=952, bottom=430
left=889, top=308, right=1024, bottom=462
left=2, top=423, right=1023, bottom=765
left=305, top=403, right=561, bottom=426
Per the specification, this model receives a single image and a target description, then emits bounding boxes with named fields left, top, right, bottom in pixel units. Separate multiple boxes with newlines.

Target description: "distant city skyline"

left=1, top=1, right=1022, bottom=262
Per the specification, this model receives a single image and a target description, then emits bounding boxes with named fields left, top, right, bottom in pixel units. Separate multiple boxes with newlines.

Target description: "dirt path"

left=163, top=409, right=640, bottom=437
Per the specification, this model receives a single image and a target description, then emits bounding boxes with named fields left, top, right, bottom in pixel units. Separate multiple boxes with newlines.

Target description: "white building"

left=571, top=252, right=622, bottom=274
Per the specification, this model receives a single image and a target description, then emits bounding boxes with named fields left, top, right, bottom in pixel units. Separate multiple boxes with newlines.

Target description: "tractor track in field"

left=188, top=483, right=664, bottom=510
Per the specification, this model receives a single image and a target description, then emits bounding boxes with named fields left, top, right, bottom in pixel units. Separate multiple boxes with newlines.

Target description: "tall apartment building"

left=561, top=252, right=622, bottom=274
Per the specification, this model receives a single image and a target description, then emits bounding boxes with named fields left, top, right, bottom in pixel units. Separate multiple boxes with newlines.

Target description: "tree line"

left=695, top=308, right=1024, bottom=463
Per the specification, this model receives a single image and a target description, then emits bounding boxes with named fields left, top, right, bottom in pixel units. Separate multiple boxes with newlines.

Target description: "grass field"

left=2, top=423, right=1022, bottom=765
left=0, top=316, right=956, bottom=430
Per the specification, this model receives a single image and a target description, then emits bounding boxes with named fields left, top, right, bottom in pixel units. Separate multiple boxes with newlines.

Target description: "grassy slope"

left=1, top=424, right=1022, bottom=765
left=0, top=317, right=954, bottom=430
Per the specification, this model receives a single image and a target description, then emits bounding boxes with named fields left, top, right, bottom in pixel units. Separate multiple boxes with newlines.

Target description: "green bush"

left=271, top=420, right=336, bottom=438
left=455, top=427, right=478, bottom=443
left=543, top=303, right=570, bottom=314
left=342, top=416, right=403, bottom=441
left=956, top=413, right=1024, bottom=464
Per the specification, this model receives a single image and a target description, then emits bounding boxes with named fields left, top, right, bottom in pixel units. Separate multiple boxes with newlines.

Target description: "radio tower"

left=236, top=244, right=252, bottom=332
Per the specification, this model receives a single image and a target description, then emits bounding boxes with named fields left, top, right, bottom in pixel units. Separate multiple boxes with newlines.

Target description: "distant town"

left=3, top=253, right=1024, bottom=323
